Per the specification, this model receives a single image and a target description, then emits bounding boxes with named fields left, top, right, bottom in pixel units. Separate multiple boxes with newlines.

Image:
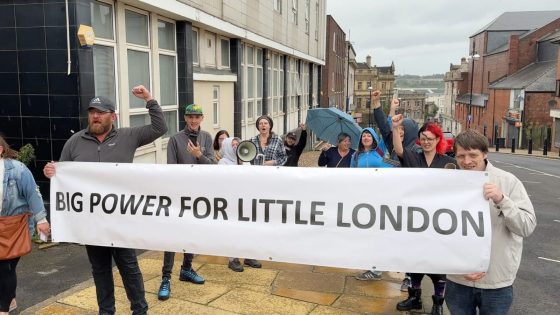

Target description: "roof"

left=377, top=66, right=393, bottom=74
left=356, top=62, right=371, bottom=70
left=539, top=29, right=560, bottom=42
left=489, top=61, right=556, bottom=90
left=472, top=11, right=560, bottom=37
left=526, top=66, right=557, bottom=92
left=455, top=93, right=489, bottom=107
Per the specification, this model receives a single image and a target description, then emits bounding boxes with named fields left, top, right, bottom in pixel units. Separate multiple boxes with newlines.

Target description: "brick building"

left=454, top=11, right=560, bottom=148
left=321, top=15, right=346, bottom=109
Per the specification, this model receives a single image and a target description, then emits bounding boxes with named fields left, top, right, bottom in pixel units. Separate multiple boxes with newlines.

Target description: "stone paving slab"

left=273, top=270, right=346, bottom=294
left=198, top=263, right=278, bottom=287
left=209, top=288, right=316, bottom=315
left=272, top=287, right=339, bottom=305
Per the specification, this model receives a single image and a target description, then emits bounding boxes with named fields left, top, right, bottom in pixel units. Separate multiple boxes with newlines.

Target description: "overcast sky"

left=326, top=0, right=560, bottom=75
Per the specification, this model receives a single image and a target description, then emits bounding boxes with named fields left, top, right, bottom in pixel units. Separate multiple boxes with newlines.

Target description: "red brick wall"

left=525, top=93, right=557, bottom=126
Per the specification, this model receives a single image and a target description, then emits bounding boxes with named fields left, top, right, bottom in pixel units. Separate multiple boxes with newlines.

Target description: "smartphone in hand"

left=188, top=134, right=198, bottom=145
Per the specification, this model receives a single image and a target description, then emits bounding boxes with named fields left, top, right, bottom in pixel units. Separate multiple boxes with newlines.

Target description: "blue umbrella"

left=306, top=107, right=362, bottom=149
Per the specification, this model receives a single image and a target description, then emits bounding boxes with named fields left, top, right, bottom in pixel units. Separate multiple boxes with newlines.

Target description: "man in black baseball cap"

left=88, top=96, right=115, bottom=112
left=283, top=123, right=307, bottom=167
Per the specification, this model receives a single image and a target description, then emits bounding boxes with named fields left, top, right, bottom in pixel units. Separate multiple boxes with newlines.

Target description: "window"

left=213, top=86, right=219, bottom=125
left=269, top=53, right=284, bottom=114
left=556, top=80, right=560, bottom=97
left=357, top=82, right=362, bottom=91
left=91, top=0, right=113, bottom=40
left=123, top=7, right=178, bottom=137
left=205, top=31, right=216, bottom=67
left=332, top=32, right=336, bottom=52
left=192, top=28, right=199, bottom=64
left=291, top=0, right=298, bottom=24
left=274, top=0, right=282, bottom=13
left=220, top=38, right=230, bottom=68
left=92, top=1, right=117, bottom=108
left=256, top=48, right=263, bottom=116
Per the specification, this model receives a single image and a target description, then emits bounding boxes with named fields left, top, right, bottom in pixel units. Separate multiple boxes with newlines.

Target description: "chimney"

left=508, top=35, right=520, bottom=75
left=366, top=55, right=371, bottom=67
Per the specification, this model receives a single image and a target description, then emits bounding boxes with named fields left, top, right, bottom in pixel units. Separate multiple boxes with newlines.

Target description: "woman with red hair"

left=391, top=115, right=458, bottom=315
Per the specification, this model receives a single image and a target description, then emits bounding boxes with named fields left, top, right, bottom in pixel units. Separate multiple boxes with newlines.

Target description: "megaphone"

left=236, top=140, right=258, bottom=162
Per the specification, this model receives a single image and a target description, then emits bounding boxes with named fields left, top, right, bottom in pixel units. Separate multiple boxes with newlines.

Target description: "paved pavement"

left=23, top=147, right=557, bottom=315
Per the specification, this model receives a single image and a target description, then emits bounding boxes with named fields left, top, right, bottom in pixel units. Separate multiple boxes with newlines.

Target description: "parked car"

left=443, top=131, right=455, bottom=157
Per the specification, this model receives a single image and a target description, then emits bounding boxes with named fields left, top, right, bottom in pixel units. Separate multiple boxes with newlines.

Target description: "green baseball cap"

left=184, top=104, right=203, bottom=115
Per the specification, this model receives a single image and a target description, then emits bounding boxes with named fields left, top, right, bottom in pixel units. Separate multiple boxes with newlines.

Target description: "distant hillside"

left=395, top=74, right=444, bottom=92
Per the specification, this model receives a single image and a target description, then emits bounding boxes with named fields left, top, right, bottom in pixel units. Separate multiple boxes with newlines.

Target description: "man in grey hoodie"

left=43, top=85, right=167, bottom=315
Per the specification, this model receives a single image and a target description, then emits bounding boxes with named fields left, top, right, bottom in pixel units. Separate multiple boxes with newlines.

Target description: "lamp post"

left=368, top=85, right=373, bottom=127
left=467, top=42, right=480, bottom=129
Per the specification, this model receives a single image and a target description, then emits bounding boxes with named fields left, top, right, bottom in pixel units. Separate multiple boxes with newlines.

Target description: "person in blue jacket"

left=350, top=127, right=393, bottom=168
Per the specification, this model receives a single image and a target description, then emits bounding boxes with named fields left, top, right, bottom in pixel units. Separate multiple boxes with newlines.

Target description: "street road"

left=487, top=153, right=560, bottom=314
left=14, top=152, right=560, bottom=314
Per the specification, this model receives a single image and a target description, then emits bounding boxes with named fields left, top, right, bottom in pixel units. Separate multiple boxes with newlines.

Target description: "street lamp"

left=368, top=85, right=373, bottom=127
left=467, top=43, right=480, bottom=129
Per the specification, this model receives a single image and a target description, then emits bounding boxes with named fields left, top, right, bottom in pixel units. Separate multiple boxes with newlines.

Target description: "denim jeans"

left=85, top=245, right=148, bottom=315
left=445, top=280, right=513, bottom=315
left=162, top=252, right=194, bottom=278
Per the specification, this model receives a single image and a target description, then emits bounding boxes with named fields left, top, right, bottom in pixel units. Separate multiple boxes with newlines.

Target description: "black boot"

left=396, top=287, right=422, bottom=311
left=431, top=295, right=444, bottom=315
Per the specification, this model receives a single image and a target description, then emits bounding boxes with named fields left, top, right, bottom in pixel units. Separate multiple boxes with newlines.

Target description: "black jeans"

left=162, top=252, right=194, bottom=278
left=0, top=257, right=20, bottom=312
left=85, top=245, right=147, bottom=315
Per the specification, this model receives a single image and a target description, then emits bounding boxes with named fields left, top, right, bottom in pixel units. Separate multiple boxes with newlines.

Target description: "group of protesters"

left=0, top=87, right=535, bottom=315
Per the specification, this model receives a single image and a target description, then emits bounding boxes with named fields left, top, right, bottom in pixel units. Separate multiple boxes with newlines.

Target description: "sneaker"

left=179, top=268, right=205, bottom=284
left=400, top=277, right=411, bottom=292
left=228, top=258, right=244, bottom=272
left=244, top=258, right=262, bottom=268
left=158, top=277, right=171, bottom=300
left=9, top=298, right=17, bottom=312
left=355, top=270, right=382, bottom=281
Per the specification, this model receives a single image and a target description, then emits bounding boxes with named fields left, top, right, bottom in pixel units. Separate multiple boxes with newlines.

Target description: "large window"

left=270, top=53, right=284, bottom=115
left=243, top=45, right=265, bottom=122
left=220, top=38, right=230, bottom=68
left=305, top=0, right=310, bottom=34
left=92, top=1, right=117, bottom=108
left=123, top=8, right=178, bottom=137
left=291, top=0, right=298, bottom=24
left=287, top=57, right=298, bottom=112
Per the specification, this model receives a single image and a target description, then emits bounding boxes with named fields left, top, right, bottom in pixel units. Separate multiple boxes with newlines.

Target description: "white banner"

left=50, top=162, right=491, bottom=274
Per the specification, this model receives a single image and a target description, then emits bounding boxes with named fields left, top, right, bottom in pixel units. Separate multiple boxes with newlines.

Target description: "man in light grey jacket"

left=445, top=129, right=536, bottom=315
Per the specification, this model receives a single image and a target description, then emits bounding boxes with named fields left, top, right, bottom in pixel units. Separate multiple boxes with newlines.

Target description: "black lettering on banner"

left=251, top=198, right=257, bottom=222
left=462, top=211, right=485, bottom=237
left=259, top=199, right=275, bottom=222
left=433, top=208, right=457, bottom=235
left=276, top=200, right=292, bottom=223
left=380, top=205, right=402, bottom=231
left=337, top=202, right=351, bottom=227
left=121, top=195, right=145, bottom=215
left=179, top=197, right=191, bottom=217
left=294, top=201, right=307, bottom=225
left=310, top=201, right=325, bottom=226
left=142, top=195, right=156, bottom=216
left=102, top=194, right=118, bottom=214
left=193, top=197, right=211, bottom=219
left=90, top=193, right=101, bottom=213
left=238, top=198, right=250, bottom=221
left=56, top=192, right=83, bottom=212
left=213, top=198, right=227, bottom=220
left=352, top=203, right=375, bottom=229
left=156, top=196, right=171, bottom=216
left=407, top=206, right=429, bottom=232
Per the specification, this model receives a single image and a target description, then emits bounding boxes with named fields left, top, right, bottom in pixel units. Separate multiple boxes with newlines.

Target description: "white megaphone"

left=236, top=140, right=264, bottom=164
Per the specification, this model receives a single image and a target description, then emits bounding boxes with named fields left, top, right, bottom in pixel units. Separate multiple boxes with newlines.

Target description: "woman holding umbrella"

left=317, top=132, right=354, bottom=168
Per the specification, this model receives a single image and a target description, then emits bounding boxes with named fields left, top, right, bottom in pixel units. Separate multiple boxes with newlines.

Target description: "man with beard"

left=43, top=85, right=167, bottom=315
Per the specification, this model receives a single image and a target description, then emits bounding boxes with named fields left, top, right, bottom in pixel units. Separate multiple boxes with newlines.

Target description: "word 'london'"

left=56, top=192, right=484, bottom=237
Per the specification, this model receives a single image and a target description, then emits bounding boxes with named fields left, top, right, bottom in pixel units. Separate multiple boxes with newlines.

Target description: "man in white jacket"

left=445, top=129, right=537, bottom=315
